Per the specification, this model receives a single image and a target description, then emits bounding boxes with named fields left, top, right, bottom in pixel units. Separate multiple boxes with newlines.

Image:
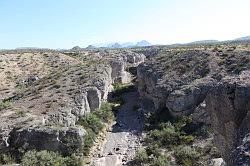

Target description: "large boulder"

left=166, top=77, right=215, bottom=117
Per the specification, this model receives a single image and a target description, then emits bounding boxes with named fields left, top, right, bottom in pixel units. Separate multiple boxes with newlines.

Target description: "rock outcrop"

left=137, top=49, right=250, bottom=165
left=0, top=49, right=146, bottom=158
left=8, top=126, right=86, bottom=159
left=231, top=133, right=250, bottom=166
left=206, top=71, right=250, bottom=165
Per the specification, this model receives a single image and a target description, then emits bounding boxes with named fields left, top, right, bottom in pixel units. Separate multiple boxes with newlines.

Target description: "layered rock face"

left=8, top=126, right=86, bottom=160
left=138, top=50, right=213, bottom=113
left=206, top=71, right=250, bottom=166
left=0, top=49, right=145, bottom=157
left=137, top=48, right=250, bottom=165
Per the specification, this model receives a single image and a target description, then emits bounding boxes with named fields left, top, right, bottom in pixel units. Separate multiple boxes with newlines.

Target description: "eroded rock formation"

left=0, top=49, right=145, bottom=158
left=137, top=49, right=250, bottom=165
left=206, top=71, right=250, bottom=165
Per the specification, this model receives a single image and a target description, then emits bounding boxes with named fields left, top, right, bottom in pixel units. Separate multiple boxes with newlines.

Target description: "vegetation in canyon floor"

left=134, top=110, right=219, bottom=166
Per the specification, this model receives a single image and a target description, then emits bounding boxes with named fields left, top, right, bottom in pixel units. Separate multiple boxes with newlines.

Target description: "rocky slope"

left=137, top=46, right=250, bottom=165
left=0, top=49, right=145, bottom=161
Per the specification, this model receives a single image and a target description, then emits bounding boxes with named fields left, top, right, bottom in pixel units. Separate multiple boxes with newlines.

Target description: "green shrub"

left=197, top=126, right=213, bottom=138
left=151, top=155, right=171, bottom=166
left=0, top=153, right=14, bottom=165
left=93, top=102, right=114, bottom=123
left=15, top=109, right=26, bottom=117
left=174, top=116, right=192, bottom=131
left=112, top=84, right=135, bottom=96
left=174, top=146, right=201, bottom=166
left=134, top=149, right=149, bottom=164
left=146, top=122, right=179, bottom=147
left=135, top=149, right=171, bottom=166
left=0, top=100, right=11, bottom=110
left=77, top=102, right=114, bottom=156
left=179, top=135, right=195, bottom=144
left=78, top=113, right=104, bottom=134
left=146, top=143, right=162, bottom=156
left=82, top=129, right=96, bottom=156
left=20, top=150, right=82, bottom=166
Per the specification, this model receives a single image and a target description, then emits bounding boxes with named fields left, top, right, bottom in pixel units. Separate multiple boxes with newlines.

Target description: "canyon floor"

left=91, top=91, right=143, bottom=166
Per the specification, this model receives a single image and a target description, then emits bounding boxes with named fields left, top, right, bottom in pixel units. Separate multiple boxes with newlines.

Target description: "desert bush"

left=146, top=143, right=162, bottom=156
left=78, top=113, right=104, bottom=134
left=0, top=153, right=14, bottom=165
left=93, top=102, right=114, bottom=123
left=135, top=148, right=171, bottom=166
left=179, top=135, right=195, bottom=144
left=174, top=146, right=201, bottom=166
left=15, top=109, right=26, bottom=117
left=77, top=102, right=114, bottom=155
left=151, top=155, right=171, bottom=166
left=0, top=100, right=11, bottom=110
left=82, top=129, right=95, bottom=156
left=134, top=149, right=149, bottom=164
left=20, top=150, right=82, bottom=166
left=112, top=83, right=135, bottom=97
left=146, top=122, right=180, bottom=147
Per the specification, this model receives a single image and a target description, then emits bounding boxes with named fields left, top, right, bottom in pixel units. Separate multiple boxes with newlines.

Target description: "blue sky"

left=0, top=0, right=250, bottom=49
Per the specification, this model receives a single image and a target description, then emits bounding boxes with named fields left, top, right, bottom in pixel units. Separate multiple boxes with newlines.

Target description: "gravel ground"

left=91, top=91, right=143, bottom=166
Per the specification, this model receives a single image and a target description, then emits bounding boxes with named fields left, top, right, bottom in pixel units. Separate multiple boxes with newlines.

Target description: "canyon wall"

left=0, top=50, right=145, bottom=157
left=137, top=49, right=250, bottom=165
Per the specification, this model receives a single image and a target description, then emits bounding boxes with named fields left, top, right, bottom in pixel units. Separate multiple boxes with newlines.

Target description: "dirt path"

left=91, top=91, right=143, bottom=166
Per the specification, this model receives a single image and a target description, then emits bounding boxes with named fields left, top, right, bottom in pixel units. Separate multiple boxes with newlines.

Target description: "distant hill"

left=234, top=36, right=250, bottom=41
left=85, top=45, right=96, bottom=50
left=135, top=40, right=152, bottom=47
left=71, top=46, right=82, bottom=51
left=107, top=43, right=122, bottom=48
left=187, top=40, right=219, bottom=45
left=92, top=40, right=152, bottom=48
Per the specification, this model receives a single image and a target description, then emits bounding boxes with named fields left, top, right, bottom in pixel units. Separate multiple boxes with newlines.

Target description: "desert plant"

left=78, top=113, right=104, bottom=134
left=0, top=153, right=14, bottom=165
left=20, top=150, right=82, bottom=166
left=151, top=155, right=171, bottom=166
left=112, top=83, right=135, bottom=97
left=77, top=102, right=114, bottom=156
left=174, top=145, right=201, bottom=166
left=0, top=100, right=11, bottom=110
left=134, top=149, right=149, bottom=164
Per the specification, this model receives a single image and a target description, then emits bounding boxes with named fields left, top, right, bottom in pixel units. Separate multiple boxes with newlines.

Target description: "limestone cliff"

left=137, top=48, right=250, bottom=165
left=0, top=49, right=145, bottom=157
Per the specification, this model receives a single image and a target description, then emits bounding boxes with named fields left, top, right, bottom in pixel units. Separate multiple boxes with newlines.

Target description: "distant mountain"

left=85, top=45, right=96, bottom=50
left=234, top=36, right=250, bottom=41
left=107, top=42, right=122, bottom=48
left=91, top=40, right=151, bottom=48
left=121, top=42, right=134, bottom=48
left=71, top=46, right=82, bottom=51
left=135, top=40, right=152, bottom=47
left=187, top=40, right=219, bottom=45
